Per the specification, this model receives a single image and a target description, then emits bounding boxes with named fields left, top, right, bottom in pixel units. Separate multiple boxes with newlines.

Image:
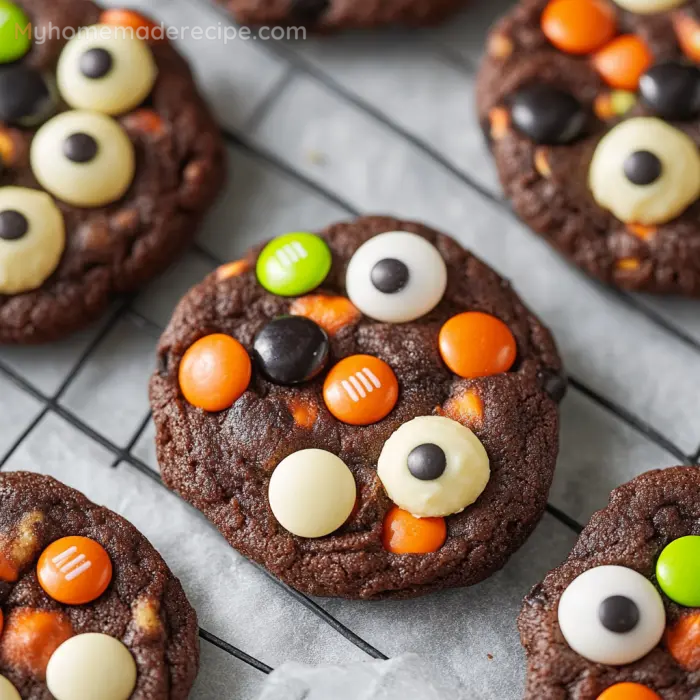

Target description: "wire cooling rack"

left=2, top=0, right=700, bottom=696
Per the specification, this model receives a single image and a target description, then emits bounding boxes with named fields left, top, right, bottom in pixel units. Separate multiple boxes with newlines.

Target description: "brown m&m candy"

left=37, top=536, right=112, bottom=605
left=179, top=334, right=251, bottom=412
left=439, top=312, right=517, bottom=379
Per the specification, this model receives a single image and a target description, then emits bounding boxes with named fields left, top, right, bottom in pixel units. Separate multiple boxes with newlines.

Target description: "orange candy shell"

left=439, top=312, right=517, bottom=379
left=323, top=355, right=399, bottom=426
left=383, top=507, right=446, bottom=554
left=592, top=35, right=653, bottom=90
left=596, top=683, right=661, bottom=700
left=665, top=612, right=700, bottom=671
left=290, top=295, right=361, bottom=337
left=179, top=334, right=252, bottom=412
left=673, top=12, right=700, bottom=63
left=0, top=608, right=73, bottom=680
left=37, top=536, right=112, bottom=605
left=99, top=9, right=164, bottom=40
left=541, top=0, right=617, bottom=55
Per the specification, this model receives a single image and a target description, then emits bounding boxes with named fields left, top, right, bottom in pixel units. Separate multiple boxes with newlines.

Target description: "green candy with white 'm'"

left=256, top=232, right=332, bottom=297
left=0, top=1, right=31, bottom=64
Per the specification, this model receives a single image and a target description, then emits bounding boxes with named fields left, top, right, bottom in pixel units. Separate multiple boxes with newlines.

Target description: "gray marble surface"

left=1, top=0, right=697, bottom=697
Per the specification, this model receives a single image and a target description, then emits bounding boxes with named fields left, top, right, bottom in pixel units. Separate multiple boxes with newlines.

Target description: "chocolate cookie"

left=216, top=0, right=468, bottom=30
left=0, top=0, right=225, bottom=344
left=0, top=471, right=199, bottom=699
left=150, top=215, right=564, bottom=600
left=519, top=467, right=700, bottom=699
left=477, top=0, right=700, bottom=296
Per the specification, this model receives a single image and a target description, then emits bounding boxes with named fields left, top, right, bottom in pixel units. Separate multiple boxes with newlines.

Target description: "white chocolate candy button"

left=31, top=110, right=135, bottom=208
left=589, top=117, right=700, bottom=225
left=558, top=565, right=666, bottom=666
left=0, top=187, right=65, bottom=294
left=346, top=231, right=447, bottom=324
left=57, top=25, right=157, bottom=116
left=0, top=675, right=20, bottom=700
left=610, top=0, right=685, bottom=13
left=46, top=633, right=137, bottom=700
left=269, top=449, right=356, bottom=538
left=377, top=416, right=490, bottom=518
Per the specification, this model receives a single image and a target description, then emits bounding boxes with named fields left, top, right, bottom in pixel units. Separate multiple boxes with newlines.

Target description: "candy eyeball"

left=557, top=565, right=666, bottom=665
left=0, top=187, right=65, bottom=295
left=589, top=117, right=700, bottom=225
left=30, top=110, right=136, bottom=208
left=377, top=415, right=490, bottom=518
left=346, top=231, right=447, bottom=324
left=57, top=24, right=157, bottom=115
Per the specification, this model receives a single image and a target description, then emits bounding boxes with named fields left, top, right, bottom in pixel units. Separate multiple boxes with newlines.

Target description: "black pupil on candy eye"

left=63, top=133, right=99, bottom=163
left=598, top=595, right=640, bottom=634
left=0, top=210, right=28, bottom=241
left=80, top=48, right=114, bottom=79
left=407, top=443, right=447, bottom=481
left=623, top=150, right=662, bottom=186
left=371, top=258, right=409, bottom=294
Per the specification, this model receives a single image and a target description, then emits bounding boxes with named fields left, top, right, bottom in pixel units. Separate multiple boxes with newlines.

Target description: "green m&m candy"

left=256, top=232, right=331, bottom=297
left=0, top=1, right=31, bottom=64
left=656, top=535, right=700, bottom=607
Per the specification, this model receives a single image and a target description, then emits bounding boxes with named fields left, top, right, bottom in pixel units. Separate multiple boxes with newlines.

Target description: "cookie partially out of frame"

left=477, top=0, right=700, bottom=296
left=216, top=0, right=468, bottom=30
left=150, top=215, right=564, bottom=600
left=0, top=0, right=224, bottom=344
left=0, top=471, right=199, bottom=700
left=520, top=467, right=700, bottom=700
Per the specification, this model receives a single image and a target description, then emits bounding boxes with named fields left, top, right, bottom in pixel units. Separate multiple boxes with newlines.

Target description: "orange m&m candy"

left=439, top=312, right=517, bottom=379
left=382, top=506, right=446, bottom=554
left=541, top=0, right=616, bottom=55
left=37, top=536, right=112, bottom=605
left=179, top=334, right=252, bottom=412
left=592, top=35, right=653, bottom=91
left=665, top=612, right=700, bottom=671
left=323, top=355, right=399, bottom=426
left=99, top=9, right=163, bottom=39
left=596, top=683, right=661, bottom=700
left=0, top=608, right=73, bottom=679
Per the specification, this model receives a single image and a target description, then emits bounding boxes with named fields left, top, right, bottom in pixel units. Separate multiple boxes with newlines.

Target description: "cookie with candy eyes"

left=0, top=0, right=224, bottom=343
left=519, top=467, right=700, bottom=699
left=150, top=215, right=564, bottom=599
left=215, top=0, right=469, bottom=31
left=0, top=471, right=199, bottom=700
left=477, top=0, right=700, bottom=296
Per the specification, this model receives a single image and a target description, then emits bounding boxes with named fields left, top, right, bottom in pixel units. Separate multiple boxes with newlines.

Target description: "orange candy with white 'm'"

left=37, top=536, right=112, bottom=605
left=323, top=355, right=399, bottom=425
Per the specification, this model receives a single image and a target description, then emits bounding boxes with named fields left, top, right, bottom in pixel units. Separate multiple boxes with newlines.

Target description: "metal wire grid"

left=1, top=0, right=700, bottom=688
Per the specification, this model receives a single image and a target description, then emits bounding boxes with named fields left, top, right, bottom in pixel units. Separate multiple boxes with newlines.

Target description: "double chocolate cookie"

left=520, top=467, right=700, bottom=699
left=150, top=215, right=564, bottom=599
left=477, top=0, right=700, bottom=296
left=216, top=0, right=468, bottom=30
left=0, top=0, right=224, bottom=344
left=0, top=471, right=199, bottom=699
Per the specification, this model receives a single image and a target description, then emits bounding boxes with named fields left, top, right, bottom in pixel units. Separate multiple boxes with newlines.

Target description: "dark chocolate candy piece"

left=253, top=316, right=329, bottom=385
left=0, top=65, right=55, bottom=126
left=640, top=63, right=700, bottom=121
left=510, top=85, right=587, bottom=145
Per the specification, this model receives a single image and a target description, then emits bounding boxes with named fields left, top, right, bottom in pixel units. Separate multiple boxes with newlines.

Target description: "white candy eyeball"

left=57, top=24, right=157, bottom=116
left=0, top=187, right=65, bottom=295
left=377, top=415, right=490, bottom=518
left=589, top=117, right=700, bottom=225
left=610, top=0, right=685, bottom=13
left=30, top=110, right=135, bottom=208
left=557, top=565, right=666, bottom=665
left=345, top=231, right=447, bottom=324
